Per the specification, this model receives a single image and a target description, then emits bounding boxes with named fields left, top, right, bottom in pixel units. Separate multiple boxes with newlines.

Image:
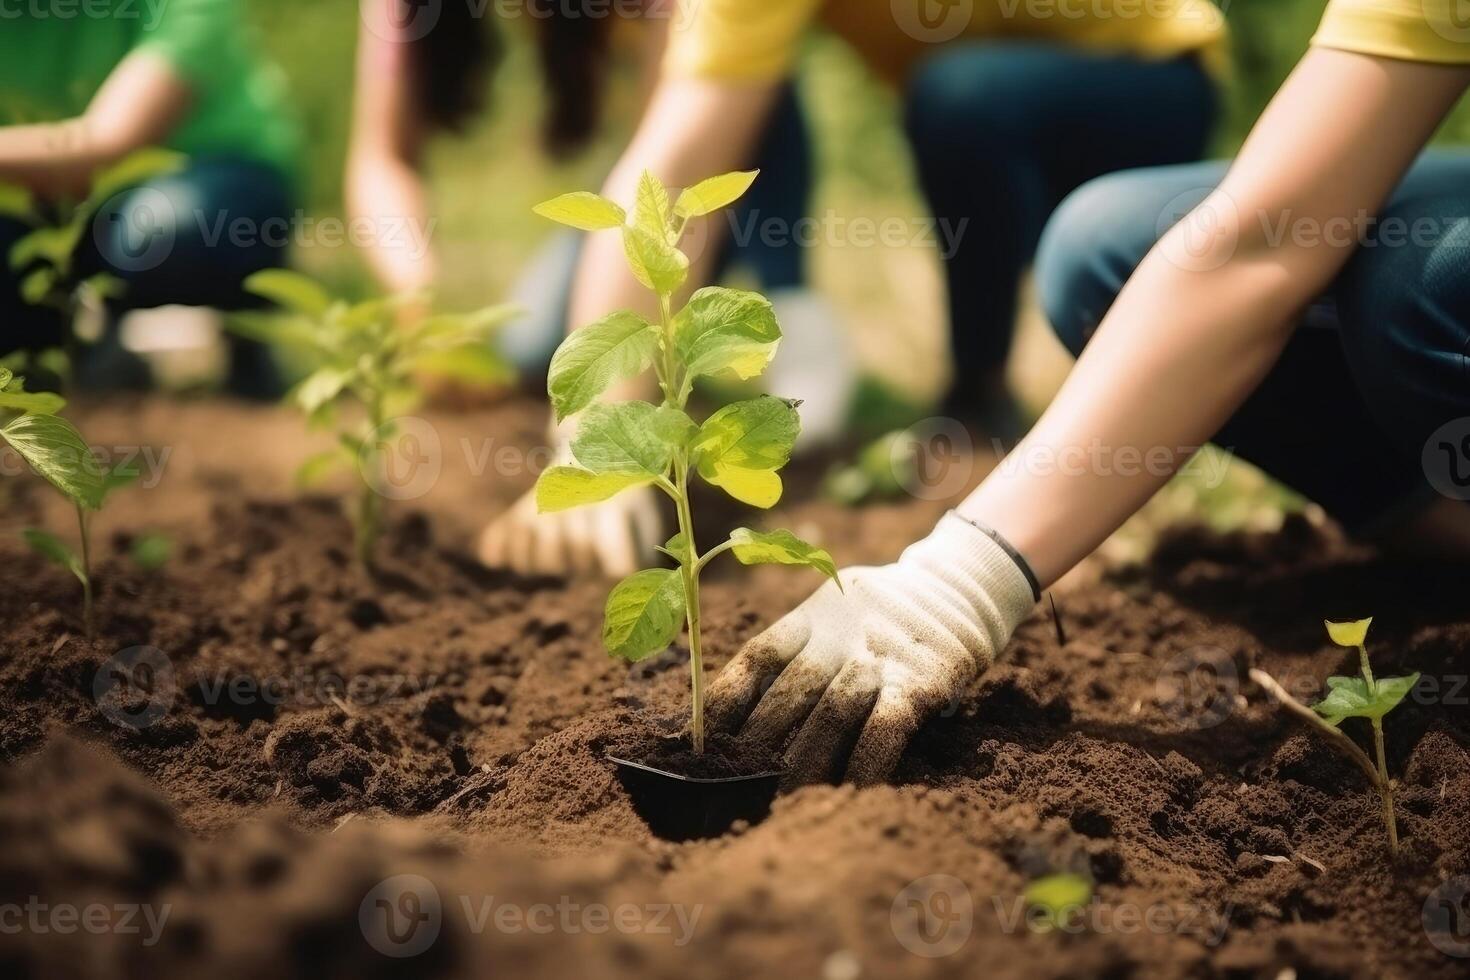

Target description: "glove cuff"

left=898, top=512, right=1040, bottom=639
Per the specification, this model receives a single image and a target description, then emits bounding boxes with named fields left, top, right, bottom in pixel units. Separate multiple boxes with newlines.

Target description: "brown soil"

left=1, top=395, right=1468, bottom=979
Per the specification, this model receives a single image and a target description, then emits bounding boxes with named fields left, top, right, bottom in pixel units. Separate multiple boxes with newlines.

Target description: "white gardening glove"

left=478, top=414, right=663, bottom=577
left=706, top=512, right=1039, bottom=788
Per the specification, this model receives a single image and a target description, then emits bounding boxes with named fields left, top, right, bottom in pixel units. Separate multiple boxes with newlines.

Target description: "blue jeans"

left=903, top=44, right=1218, bottom=422
left=1036, top=155, right=1470, bottom=530
left=501, top=85, right=812, bottom=371
left=2, top=156, right=294, bottom=398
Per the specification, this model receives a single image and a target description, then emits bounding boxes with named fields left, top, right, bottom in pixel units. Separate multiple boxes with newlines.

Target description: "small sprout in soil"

left=3, top=150, right=186, bottom=331
left=533, top=170, right=841, bottom=754
left=822, top=428, right=916, bottom=506
left=1250, top=617, right=1417, bottom=852
left=229, top=270, right=517, bottom=566
left=129, top=531, right=173, bottom=571
left=1024, top=873, right=1093, bottom=933
left=0, top=369, right=132, bottom=634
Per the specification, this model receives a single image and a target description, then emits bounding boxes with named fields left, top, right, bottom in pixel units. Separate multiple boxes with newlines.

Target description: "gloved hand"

left=705, top=512, right=1039, bottom=788
left=478, top=483, right=662, bottom=578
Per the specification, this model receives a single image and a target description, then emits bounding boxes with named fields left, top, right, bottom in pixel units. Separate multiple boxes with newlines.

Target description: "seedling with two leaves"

left=0, top=368, right=137, bottom=634
left=1250, top=617, right=1418, bottom=851
left=531, top=170, right=840, bottom=755
left=228, top=270, right=517, bottom=566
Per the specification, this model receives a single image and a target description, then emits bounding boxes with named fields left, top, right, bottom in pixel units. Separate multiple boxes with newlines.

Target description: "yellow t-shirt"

left=664, top=0, right=1229, bottom=84
left=1313, top=0, right=1470, bottom=63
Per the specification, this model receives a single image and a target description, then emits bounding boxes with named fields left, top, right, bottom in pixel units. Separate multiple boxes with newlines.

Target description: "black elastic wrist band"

left=946, top=510, right=1042, bottom=602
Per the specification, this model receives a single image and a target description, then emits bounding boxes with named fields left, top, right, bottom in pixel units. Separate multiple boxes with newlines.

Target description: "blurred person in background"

left=701, top=0, right=1470, bottom=789
left=0, top=0, right=301, bottom=398
left=347, top=0, right=837, bottom=390
left=479, top=0, right=1228, bottom=576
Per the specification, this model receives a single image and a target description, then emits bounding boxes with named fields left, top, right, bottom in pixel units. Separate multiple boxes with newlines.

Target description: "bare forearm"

left=347, top=153, right=436, bottom=294
left=960, top=50, right=1470, bottom=588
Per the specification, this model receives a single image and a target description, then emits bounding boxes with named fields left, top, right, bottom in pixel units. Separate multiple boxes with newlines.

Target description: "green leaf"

left=602, top=568, right=686, bottom=662
left=674, top=170, right=759, bottom=219
left=0, top=182, right=33, bottom=223
left=129, top=531, right=172, bottom=571
left=295, top=449, right=350, bottom=488
left=633, top=171, right=672, bottom=239
left=533, top=191, right=626, bottom=231
left=84, top=148, right=186, bottom=211
left=571, top=402, right=692, bottom=476
left=546, top=311, right=658, bottom=421
left=103, top=461, right=141, bottom=498
left=18, top=267, right=57, bottom=305
left=294, top=366, right=354, bottom=415
left=243, top=269, right=332, bottom=318
left=704, top=464, right=783, bottom=509
left=22, top=528, right=85, bottom=582
left=0, top=389, right=65, bottom=415
left=657, top=532, right=691, bottom=566
left=1, top=412, right=105, bottom=509
left=411, top=345, right=514, bottom=386
left=412, top=304, right=520, bottom=350
left=1312, top=673, right=1420, bottom=725
left=728, top=528, right=840, bottom=585
left=534, top=466, right=653, bottom=513
left=0, top=367, right=10, bottom=390
left=10, top=224, right=81, bottom=271
left=692, top=396, right=799, bottom=473
left=673, top=286, right=781, bottom=381
left=621, top=225, right=688, bottom=295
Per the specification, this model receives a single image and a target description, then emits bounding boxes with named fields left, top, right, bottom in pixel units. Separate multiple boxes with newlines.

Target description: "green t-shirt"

left=0, top=0, right=301, bottom=181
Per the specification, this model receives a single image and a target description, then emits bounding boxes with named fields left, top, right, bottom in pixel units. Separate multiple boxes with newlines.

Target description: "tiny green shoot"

left=531, top=170, right=841, bottom=754
left=0, top=369, right=131, bottom=634
left=228, top=270, right=517, bottom=566
left=129, top=531, right=173, bottom=571
left=1023, top=873, right=1093, bottom=933
left=1250, top=617, right=1417, bottom=852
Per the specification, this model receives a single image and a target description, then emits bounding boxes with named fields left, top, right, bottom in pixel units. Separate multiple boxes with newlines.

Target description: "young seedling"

left=0, top=368, right=130, bottom=635
left=1023, top=873, right=1093, bottom=933
left=2, top=149, right=186, bottom=333
left=532, top=170, right=841, bottom=755
left=228, top=270, right=516, bottom=566
left=1250, top=617, right=1418, bottom=852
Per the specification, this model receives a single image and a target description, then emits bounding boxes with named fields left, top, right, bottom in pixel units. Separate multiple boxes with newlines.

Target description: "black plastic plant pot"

left=608, top=755, right=782, bottom=842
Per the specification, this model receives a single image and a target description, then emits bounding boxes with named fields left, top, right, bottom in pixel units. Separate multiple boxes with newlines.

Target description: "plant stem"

left=1250, top=669, right=1399, bottom=851
left=356, top=390, right=386, bottom=568
left=673, top=459, right=705, bottom=754
left=1357, top=643, right=1376, bottom=692
left=76, top=502, right=93, bottom=637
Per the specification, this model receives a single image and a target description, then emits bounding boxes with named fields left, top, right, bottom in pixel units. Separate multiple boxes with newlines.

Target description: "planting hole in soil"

left=608, top=733, right=783, bottom=841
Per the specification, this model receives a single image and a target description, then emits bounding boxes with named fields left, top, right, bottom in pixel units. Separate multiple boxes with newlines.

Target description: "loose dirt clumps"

left=0, top=397, right=1467, bottom=978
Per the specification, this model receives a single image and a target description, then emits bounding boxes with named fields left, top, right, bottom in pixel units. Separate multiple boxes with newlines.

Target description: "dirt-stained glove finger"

left=531, top=513, right=567, bottom=575
left=592, top=505, right=639, bottom=578
left=740, top=644, right=845, bottom=754
left=705, top=613, right=812, bottom=734
left=477, top=516, right=509, bottom=568
left=843, top=685, right=937, bottom=787
left=780, top=657, right=881, bottom=791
